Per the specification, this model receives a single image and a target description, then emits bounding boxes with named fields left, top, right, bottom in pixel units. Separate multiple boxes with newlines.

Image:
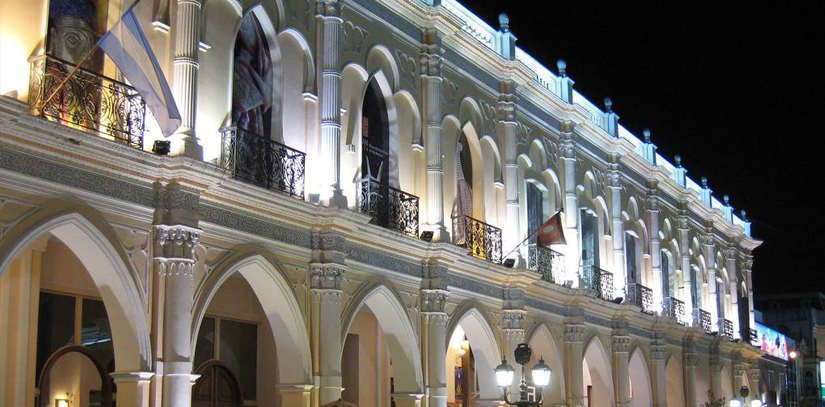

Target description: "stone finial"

left=498, top=13, right=510, bottom=32
left=675, top=155, right=682, bottom=167
left=740, top=210, right=748, bottom=220
left=604, top=97, right=613, bottom=112
left=724, top=195, right=730, bottom=205
left=557, top=59, right=567, bottom=77
left=643, top=129, right=651, bottom=143
left=701, top=176, right=708, bottom=188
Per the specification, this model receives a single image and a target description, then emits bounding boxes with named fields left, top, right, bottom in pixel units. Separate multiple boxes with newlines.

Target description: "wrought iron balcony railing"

left=527, top=244, right=565, bottom=285
left=582, top=265, right=613, bottom=301
left=452, top=215, right=502, bottom=264
left=722, top=319, right=734, bottom=340
left=220, top=127, right=305, bottom=199
left=357, top=179, right=419, bottom=237
left=29, top=55, right=146, bottom=149
left=663, top=297, right=686, bottom=325
left=693, top=309, right=712, bottom=334
left=750, top=329, right=758, bottom=345
left=626, top=283, right=654, bottom=314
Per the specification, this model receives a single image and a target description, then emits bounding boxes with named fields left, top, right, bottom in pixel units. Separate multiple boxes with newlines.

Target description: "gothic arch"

left=340, top=283, right=424, bottom=394
left=191, top=252, right=312, bottom=385
left=583, top=335, right=615, bottom=407
left=629, top=348, right=653, bottom=407
left=0, top=208, right=152, bottom=372
left=446, top=305, right=501, bottom=400
left=666, top=354, right=686, bottom=407
left=526, top=324, right=566, bottom=404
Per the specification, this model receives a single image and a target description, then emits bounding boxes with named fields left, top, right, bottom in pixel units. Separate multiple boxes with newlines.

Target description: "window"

left=362, top=80, right=389, bottom=184
left=625, top=234, right=636, bottom=284
left=36, top=292, right=76, bottom=381
left=661, top=251, right=671, bottom=297
left=580, top=209, right=599, bottom=267
left=194, top=316, right=258, bottom=401
left=526, top=182, right=543, bottom=245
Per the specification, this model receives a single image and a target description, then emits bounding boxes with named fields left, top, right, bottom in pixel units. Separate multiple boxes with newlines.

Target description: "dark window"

left=362, top=80, right=390, bottom=185
left=661, top=252, right=671, bottom=297
left=194, top=316, right=216, bottom=370
left=219, top=319, right=258, bottom=400
left=526, top=183, right=543, bottom=244
left=232, top=13, right=273, bottom=137
left=580, top=210, right=598, bottom=267
left=36, top=292, right=75, bottom=381
left=625, top=234, right=636, bottom=283
left=81, top=299, right=114, bottom=373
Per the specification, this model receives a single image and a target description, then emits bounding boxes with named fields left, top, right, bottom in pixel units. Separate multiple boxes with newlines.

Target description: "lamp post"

left=731, top=386, right=751, bottom=407
left=494, top=343, right=552, bottom=407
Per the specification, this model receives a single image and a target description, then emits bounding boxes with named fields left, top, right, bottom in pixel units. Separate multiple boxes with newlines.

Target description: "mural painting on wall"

left=361, top=81, right=389, bottom=184
left=232, top=13, right=273, bottom=137
left=47, top=0, right=106, bottom=70
left=452, top=135, right=473, bottom=244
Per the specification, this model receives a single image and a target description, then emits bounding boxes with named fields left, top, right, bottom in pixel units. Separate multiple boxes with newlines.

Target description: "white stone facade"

left=0, top=0, right=786, bottom=406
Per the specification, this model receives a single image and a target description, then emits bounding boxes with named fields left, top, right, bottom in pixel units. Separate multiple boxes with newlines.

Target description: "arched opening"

left=629, top=349, right=652, bottom=407
left=37, top=346, right=113, bottom=407
left=662, top=250, right=673, bottom=299
left=446, top=308, right=501, bottom=405
left=340, top=285, right=423, bottom=407
left=192, top=254, right=313, bottom=406
left=666, top=356, right=685, bottom=407
left=361, top=79, right=390, bottom=185
left=625, top=232, right=641, bottom=285
left=192, top=361, right=244, bottom=407
left=580, top=209, right=600, bottom=269
left=695, top=358, right=711, bottom=406
left=583, top=337, right=614, bottom=407
left=526, top=326, right=565, bottom=405
left=721, top=366, right=734, bottom=402
left=46, top=0, right=107, bottom=71
left=231, top=12, right=274, bottom=139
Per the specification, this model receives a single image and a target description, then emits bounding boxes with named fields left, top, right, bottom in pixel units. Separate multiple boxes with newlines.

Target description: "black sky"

left=461, top=2, right=825, bottom=295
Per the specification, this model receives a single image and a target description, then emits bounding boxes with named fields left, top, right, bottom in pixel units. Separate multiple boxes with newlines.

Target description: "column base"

left=169, top=132, right=203, bottom=160
left=111, top=372, right=154, bottom=407
left=393, top=393, right=424, bottom=407
left=329, top=187, right=348, bottom=209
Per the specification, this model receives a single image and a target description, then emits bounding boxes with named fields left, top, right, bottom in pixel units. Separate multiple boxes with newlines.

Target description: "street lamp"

left=494, top=343, right=553, bottom=407
left=731, top=386, right=750, bottom=407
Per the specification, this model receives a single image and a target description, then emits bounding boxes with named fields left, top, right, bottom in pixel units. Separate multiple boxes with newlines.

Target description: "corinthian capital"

left=310, top=263, right=345, bottom=290
left=154, top=225, right=200, bottom=260
left=421, top=289, right=448, bottom=313
left=316, top=0, right=340, bottom=17
left=564, top=324, right=585, bottom=343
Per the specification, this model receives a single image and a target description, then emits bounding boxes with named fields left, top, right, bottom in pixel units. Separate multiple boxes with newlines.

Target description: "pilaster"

left=684, top=348, right=699, bottom=407
left=710, top=350, right=723, bottom=398
left=647, top=180, right=662, bottom=311
left=612, top=322, right=631, bottom=407
left=420, top=287, right=448, bottom=407
left=170, top=0, right=203, bottom=158
left=498, top=80, right=520, bottom=263
left=725, top=244, right=740, bottom=338
left=501, top=287, right=526, bottom=395
left=740, top=253, right=755, bottom=335
left=608, top=154, right=625, bottom=296
left=701, top=223, right=720, bottom=331
left=420, top=28, right=447, bottom=241
left=564, top=320, right=586, bottom=407
left=650, top=333, right=668, bottom=407
left=559, top=120, right=579, bottom=283
left=678, top=201, right=694, bottom=319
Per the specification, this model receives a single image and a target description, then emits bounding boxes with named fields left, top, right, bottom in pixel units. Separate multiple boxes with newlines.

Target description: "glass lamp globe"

left=751, top=399, right=763, bottom=407
left=531, top=357, right=552, bottom=387
left=730, top=399, right=742, bottom=407
left=494, top=359, right=515, bottom=387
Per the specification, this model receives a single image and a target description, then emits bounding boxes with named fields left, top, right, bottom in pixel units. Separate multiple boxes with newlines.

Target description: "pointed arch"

left=446, top=305, right=501, bottom=400
left=341, top=283, right=424, bottom=394
left=526, top=324, right=566, bottom=404
left=666, top=354, right=686, bottom=407
left=583, top=335, right=615, bottom=407
left=192, top=252, right=312, bottom=385
left=0, top=209, right=151, bottom=372
left=362, top=70, right=400, bottom=188
left=629, top=348, right=653, bottom=407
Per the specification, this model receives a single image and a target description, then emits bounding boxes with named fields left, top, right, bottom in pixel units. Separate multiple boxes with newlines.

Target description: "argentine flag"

left=98, top=1, right=181, bottom=136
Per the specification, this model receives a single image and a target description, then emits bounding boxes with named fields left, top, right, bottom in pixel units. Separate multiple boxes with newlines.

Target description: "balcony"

left=749, top=329, right=758, bottom=345
left=220, top=127, right=305, bottom=199
left=29, top=55, right=146, bottom=149
left=527, top=244, right=565, bottom=285
left=694, top=309, right=712, bottom=334
left=626, top=283, right=654, bottom=314
left=663, top=297, right=686, bottom=325
left=356, top=179, right=419, bottom=237
left=452, top=215, right=502, bottom=264
left=722, top=319, right=734, bottom=340
left=582, top=265, right=613, bottom=301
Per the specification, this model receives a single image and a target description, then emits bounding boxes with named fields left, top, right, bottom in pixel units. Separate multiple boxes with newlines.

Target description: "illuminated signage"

left=752, top=322, right=789, bottom=360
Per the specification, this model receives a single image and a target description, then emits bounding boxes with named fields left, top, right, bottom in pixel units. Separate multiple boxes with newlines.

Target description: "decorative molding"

left=421, top=289, right=448, bottom=313
left=153, top=225, right=200, bottom=261
left=395, top=49, right=418, bottom=92
left=612, top=336, right=631, bottom=353
left=564, top=324, right=585, bottom=343
left=0, top=195, right=40, bottom=242
left=479, top=99, right=497, bottom=135
left=501, top=309, right=526, bottom=330
left=310, top=263, right=345, bottom=290
left=342, top=21, right=368, bottom=54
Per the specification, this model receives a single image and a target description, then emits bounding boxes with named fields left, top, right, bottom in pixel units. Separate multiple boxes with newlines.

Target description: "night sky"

left=462, top=2, right=825, bottom=295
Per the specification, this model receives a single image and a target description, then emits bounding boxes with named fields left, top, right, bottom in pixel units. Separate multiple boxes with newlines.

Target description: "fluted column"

left=678, top=203, right=693, bottom=320
left=170, top=0, right=203, bottom=158
left=612, top=326, right=631, bottom=407
left=701, top=226, right=720, bottom=331
left=564, top=323, right=586, bottom=407
left=559, top=121, right=579, bottom=284
left=316, top=0, right=346, bottom=207
left=310, top=263, right=345, bottom=405
left=499, top=81, right=520, bottom=262
left=741, top=254, right=755, bottom=335
left=607, top=154, right=625, bottom=297
left=647, top=180, right=663, bottom=311
left=501, top=288, right=526, bottom=395
left=420, top=289, right=448, bottom=407
left=420, top=29, right=446, bottom=240
left=684, top=352, right=698, bottom=407
left=155, top=225, right=200, bottom=407
left=725, top=245, right=740, bottom=338
left=650, top=340, right=668, bottom=407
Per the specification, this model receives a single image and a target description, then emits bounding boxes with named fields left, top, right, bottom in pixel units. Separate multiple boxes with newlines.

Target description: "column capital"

left=684, top=352, right=699, bottom=367
left=419, top=28, right=443, bottom=77
left=310, top=263, right=345, bottom=290
left=497, top=80, right=517, bottom=123
left=420, top=289, right=448, bottom=313
left=650, top=344, right=668, bottom=361
left=559, top=120, right=577, bottom=159
left=612, top=336, right=631, bottom=353
left=316, top=0, right=341, bottom=17
left=564, top=324, right=585, bottom=343
left=501, top=309, right=526, bottom=331
left=153, top=225, right=200, bottom=261
left=607, top=155, right=622, bottom=188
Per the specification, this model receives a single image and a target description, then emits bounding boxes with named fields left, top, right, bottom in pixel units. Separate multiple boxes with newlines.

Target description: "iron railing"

left=722, top=319, right=734, bottom=340
left=220, top=127, right=305, bottom=199
left=663, top=297, right=686, bottom=325
left=627, top=283, right=655, bottom=314
left=527, top=244, right=565, bottom=284
left=750, top=329, right=758, bottom=345
left=29, top=55, right=146, bottom=149
left=357, top=179, right=419, bottom=237
left=694, top=309, right=712, bottom=334
left=582, top=265, right=613, bottom=301
left=452, top=215, right=502, bottom=264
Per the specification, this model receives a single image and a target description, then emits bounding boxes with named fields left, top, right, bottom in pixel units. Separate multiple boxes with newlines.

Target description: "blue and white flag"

left=98, top=2, right=180, bottom=136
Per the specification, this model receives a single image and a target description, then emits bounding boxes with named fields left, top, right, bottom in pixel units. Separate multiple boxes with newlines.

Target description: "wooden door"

left=193, top=362, right=244, bottom=407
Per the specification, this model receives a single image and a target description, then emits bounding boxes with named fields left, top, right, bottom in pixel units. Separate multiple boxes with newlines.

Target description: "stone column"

left=607, top=154, right=625, bottom=297
left=310, top=263, right=345, bottom=405
left=501, top=288, right=526, bottom=396
left=170, top=0, right=203, bottom=158
left=393, top=393, right=424, bottom=407
left=678, top=203, right=694, bottom=320
left=612, top=325, right=631, bottom=407
left=710, top=352, right=723, bottom=399
left=701, top=226, right=720, bottom=331
left=112, top=372, right=155, bottom=407
left=420, top=28, right=447, bottom=241
left=732, top=361, right=745, bottom=403
left=741, top=254, right=755, bottom=336
left=559, top=120, right=579, bottom=284
left=647, top=180, right=663, bottom=310
left=684, top=351, right=698, bottom=407
left=749, top=367, right=762, bottom=403
left=650, top=339, right=668, bottom=407
left=725, top=245, right=740, bottom=338
left=316, top=0, right=346, bottom=207
left=420, top=288, right=448, bottom=407
left=499, top=80, right=520, bottom=262
left=564, top=322, right=586, bottom=407
left=155, top=225, right=200, bottom=407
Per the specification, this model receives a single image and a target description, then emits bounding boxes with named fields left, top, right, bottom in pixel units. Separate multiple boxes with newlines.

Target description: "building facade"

left=0, top=0, right=780, bottom=406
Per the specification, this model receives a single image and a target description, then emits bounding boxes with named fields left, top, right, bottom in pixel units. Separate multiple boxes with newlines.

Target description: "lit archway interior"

left=666, top=356, right=686, bottom=407
left=526, top=326, right=566, bottom=405
left=446, top=308, right=501, bottom=405
left=583, top=337, right=614, bottom=407
left=695, top=358, right=711, bottom=404
left=629, top=349, right=652, bottom=407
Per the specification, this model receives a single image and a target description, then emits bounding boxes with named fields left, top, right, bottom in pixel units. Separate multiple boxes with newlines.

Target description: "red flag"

left=537, top=212, right=566, bottom=247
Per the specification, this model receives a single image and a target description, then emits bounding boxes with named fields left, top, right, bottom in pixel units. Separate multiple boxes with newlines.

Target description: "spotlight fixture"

left=419, top=231, right=434, bottom=242
left=503, top=258, right=516, bottom=268
left=152, top=140, right=171, bottom=155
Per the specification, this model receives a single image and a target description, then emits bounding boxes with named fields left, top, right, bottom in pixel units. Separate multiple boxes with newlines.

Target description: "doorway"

left=192, top=361, right=244, bottom=407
